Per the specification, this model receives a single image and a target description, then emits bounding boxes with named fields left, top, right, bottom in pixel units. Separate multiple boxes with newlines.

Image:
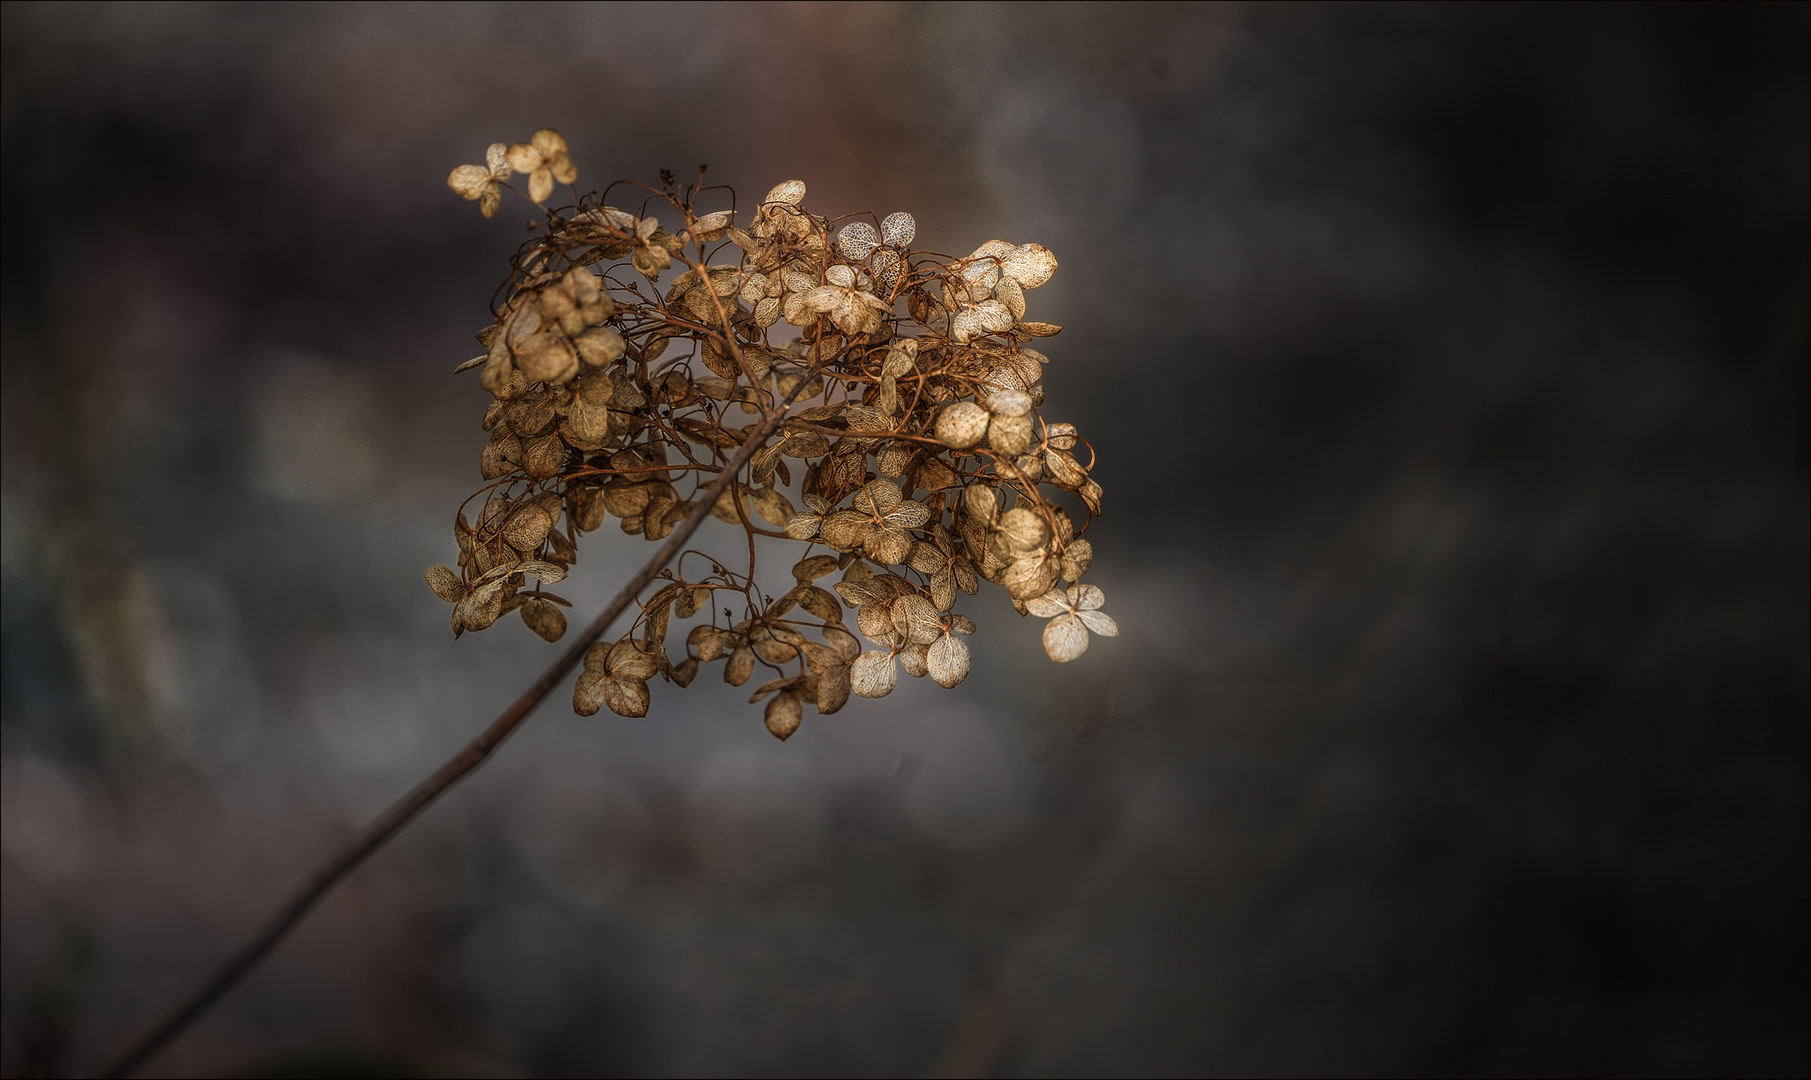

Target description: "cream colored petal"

left=988, top=413, right=1033, bottom=457
left=857, top=603, right=901, bottom=646
left=551, top=154, right=579, bottom=184
left=802, top=285, right=844, bottom=313
left=819, top=510, right=871, bottom=551
left=575, top=326, right=625, bottom=367
left=997, top=508, right=1048, bottom=552
left=1025, top=589, right=1068, bottom=618
left=880, top=211, right=916, bottom=247
left=1001, top=243, right=1059, bottom=289
left=1066, top=583, right=1107, bottom=611
left=935, top=402, right=989, bottom=449
left=479, top=186, right=502, bottom=219
left=1077, top=610, right=1118, bottom=637
left=864, top=478, right=903, bottom=514
left=531, top=128, right=568, bottom=156
left=825, top=262, right=858, bottom=288
left=851, top=650, right=898, bottom=698
left=985, top=389, right=1032, bottom=417
left=608, top=640, right=660, bottom=680
left=448, top=164, right=493, bottom=200
left=528, top=167, right=554, bottom=204
left=993, top=276, right=1026, bottom=320
left=836, top=222, right=879, bottom=261
left=515, top=560, right=568, bottom=584
left=505, top=142, right=541, bottom=173
left=763, top=179, right=807, bottom=205
left=784, top=513, right=824, bottom=540
left=927, top=634, right=971, bottom=688
left=866, top=526, right=913, bottom=566
left=484, top=142, right=511, bottom=177
left=883, top=500, right=930, bottom=529
left=1042, top=613, right=1090, bottom=662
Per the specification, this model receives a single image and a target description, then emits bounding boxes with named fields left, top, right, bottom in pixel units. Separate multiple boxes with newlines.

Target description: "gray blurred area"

left=2, top=3, right=1806, bottom=1077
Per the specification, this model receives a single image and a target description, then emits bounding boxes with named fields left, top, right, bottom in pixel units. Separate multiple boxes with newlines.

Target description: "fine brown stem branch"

left=92, top=386, right=810, bottom=1080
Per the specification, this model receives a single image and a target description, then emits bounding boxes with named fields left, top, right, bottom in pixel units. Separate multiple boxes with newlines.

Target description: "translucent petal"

left=1042, top=613, right=1090, bottom=662
left=1066, top=583, right=1107, bottom=611
left=484, top=142, right=511, bottom=177
left=528, top=167, right=554, bottom=204
left=825, top=263, right=857, bottom=288
left=764, top=179, right=807, bottom=205
left=1077, top=610, right=1118, bottom=637
left=927, top=634, right=971, bottom=688
left=1025, top=589, right=1068, bottom=618
left=881, top=211, right=916, bottom=247
left=837, top=222, right=880, bottom=261
left=851, top=651, right=898, bottom=698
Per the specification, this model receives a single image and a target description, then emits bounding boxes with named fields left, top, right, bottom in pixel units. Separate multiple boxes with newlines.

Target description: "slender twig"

left=92, top=382, right=810, bottom=1079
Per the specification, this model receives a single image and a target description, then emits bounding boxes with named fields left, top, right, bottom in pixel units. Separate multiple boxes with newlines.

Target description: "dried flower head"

left=429, top=134, right=1116, bottom=739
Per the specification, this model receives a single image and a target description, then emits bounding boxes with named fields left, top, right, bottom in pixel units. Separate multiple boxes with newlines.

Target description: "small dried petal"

left=765, top=693, right=803, bottom=740
left=989, top=413, right=1034, bottom=457
left=604, top=675, right=651, bottom=717
left=891, top=593, right=943, bottom=645
left=724, top=644, right=755, bottom=685
left=503, top=505, right=554, bottom=552
left=793, top=555, right=840, bottom=581
left=1042, top=613, right=1090, bottom=662
left=837, top=221, right=880, bottom=261
left=520, top=598, right=567, bottom=642
left=898, top=641, right=930, bottom=678
left=424, top=564, right=465, bottom=603
left=816, top=664, right=851, bottom=714
left=1000, top=243, right=1058, bottom=289
left=936, top=402, right=989, bottom=449
left=764, top=179, right=807, bottom=205
left=880, top=211, right=916, bottom=247
left=851, top=651, right=898, bottom=698
left=927, top=634, right=971, bottom=688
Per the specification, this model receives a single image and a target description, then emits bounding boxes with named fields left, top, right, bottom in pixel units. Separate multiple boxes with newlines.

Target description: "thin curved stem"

left=92, top=386, right=811, bottom=1080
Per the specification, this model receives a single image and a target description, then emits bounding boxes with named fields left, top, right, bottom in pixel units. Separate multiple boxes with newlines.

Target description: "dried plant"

left=96, top=131, right=1114, bottom=1077
left=436, top=130, right=1116, bottom=739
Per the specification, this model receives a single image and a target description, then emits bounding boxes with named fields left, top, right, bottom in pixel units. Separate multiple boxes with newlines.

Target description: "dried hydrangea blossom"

left=428, top=134, right=1118, bottom=739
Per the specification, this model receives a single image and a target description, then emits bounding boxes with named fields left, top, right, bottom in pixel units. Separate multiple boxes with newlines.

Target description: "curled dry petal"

left=851, top=651, right=898, bottom=698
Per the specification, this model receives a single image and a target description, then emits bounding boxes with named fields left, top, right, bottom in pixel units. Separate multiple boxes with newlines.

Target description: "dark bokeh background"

left=2, top=3, right=1806, bottom=1077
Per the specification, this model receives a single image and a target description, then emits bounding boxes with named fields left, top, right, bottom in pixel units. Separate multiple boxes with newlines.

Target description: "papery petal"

left=1042, top=613, right=1090, bottom=662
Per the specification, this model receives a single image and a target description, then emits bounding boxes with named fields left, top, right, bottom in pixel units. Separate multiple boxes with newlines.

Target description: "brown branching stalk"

left=93, top=128, right=1117, bottom=1075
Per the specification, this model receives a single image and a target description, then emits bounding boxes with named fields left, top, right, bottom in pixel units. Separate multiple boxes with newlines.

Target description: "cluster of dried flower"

left=429, top=131, right=1116, bottom=740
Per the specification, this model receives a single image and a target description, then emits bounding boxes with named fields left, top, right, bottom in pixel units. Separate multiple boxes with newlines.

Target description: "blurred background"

left=2, top=3, right=1805, bottom=1076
